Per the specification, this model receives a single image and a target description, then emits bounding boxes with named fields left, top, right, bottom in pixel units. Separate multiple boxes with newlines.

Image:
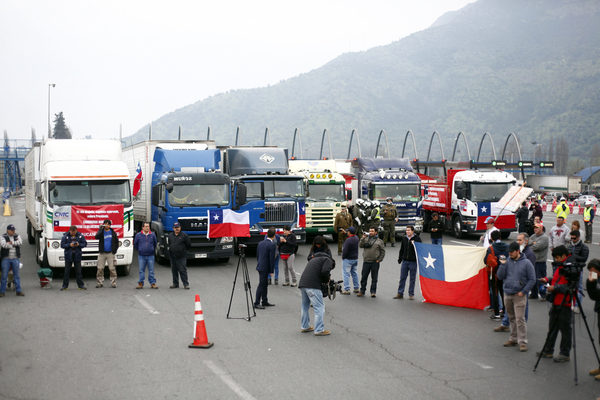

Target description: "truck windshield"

left=50, top=180, right=131, bottom=206
left=373, top=184, right=420, bottom=202
left=468, top=182, right=513, bottom=202
left=265, top=179, right=304, bottom=198
left=307, top=183, right=345, bottom=201
left=169, top=184, right=229, bottom=207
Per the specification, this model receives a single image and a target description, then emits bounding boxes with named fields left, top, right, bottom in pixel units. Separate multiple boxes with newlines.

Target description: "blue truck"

left=123, top=141, right=241, bottom=262
left=350, top=157, right=423, bottom=233
left=223, top=147, right=306, bottom=246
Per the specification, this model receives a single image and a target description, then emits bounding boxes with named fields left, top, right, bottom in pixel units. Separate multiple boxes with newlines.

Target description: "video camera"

left=555, top=260, right=583, bottom=288
left=321, top=279, right=343, bottom=300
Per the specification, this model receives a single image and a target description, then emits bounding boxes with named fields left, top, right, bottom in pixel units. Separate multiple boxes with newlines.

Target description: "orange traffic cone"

left=189, top=294, right=214, bottom=349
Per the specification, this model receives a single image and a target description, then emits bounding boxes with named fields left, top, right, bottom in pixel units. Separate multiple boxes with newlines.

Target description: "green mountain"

left=127, top=0, right=600, bottom=170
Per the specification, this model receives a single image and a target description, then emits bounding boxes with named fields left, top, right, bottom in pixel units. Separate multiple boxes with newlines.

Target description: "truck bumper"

left=244, top=230, right=306, bottom=246
left=306, top=227, right=334, bottom=235
left=49, top=246, right=134, bottom=268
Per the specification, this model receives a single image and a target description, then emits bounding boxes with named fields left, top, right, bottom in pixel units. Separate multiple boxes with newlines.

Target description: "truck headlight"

left=51, top=241, right=60, bottom=249
left=122, top=239, right=131, bottom=247
left=221, top=236, right=233, bottom=243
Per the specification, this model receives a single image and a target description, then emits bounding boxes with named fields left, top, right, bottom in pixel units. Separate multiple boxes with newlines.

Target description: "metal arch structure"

left=206, top=126, right=211, bottom=141
left=290, top=128, right=304, bottom=159
left=374, top=129, right=391, bottom=159
left=263, top=127, right=271, bottom=146
left=346, top=129, right=362, bottom=160
left=424, top=131, right=446, bottom=176
left=450, top=131, right=471, bottom=161
left=401, top=130, right=419, bottom=159
left=319, top=129, right=333, bottom=160
left=475, top=132, right=497, bottom=162
left=1, top=131, right=33, bottom=193
left=500, top=132, right=523, bottom=161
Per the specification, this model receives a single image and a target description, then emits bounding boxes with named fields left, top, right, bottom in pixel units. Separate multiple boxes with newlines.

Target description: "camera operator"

left=567, top=230, right=589, bottom=312
left=586, top=259, right=600, bottom=379
left=537, top=245, right=575, bottom=362
left=298, top=251, right=335, bottom=336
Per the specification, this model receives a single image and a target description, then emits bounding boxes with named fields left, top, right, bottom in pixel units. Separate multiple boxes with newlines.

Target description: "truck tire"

left=155, top=240, right=169, bottom=265
left=452, top=215, right=464, bottom=239
left=27, top=220, right=35, bottom=245
left=117, top=264, right=131, bottom=276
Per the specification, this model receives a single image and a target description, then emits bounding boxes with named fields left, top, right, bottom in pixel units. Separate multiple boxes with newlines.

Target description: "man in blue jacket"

left=134, top=222, right=158, bottom=289
left=255, top=227, right=276, bottom=309
left=60, top=225, right=87, bottom=290
left=496, top=241, right=536, bottom=352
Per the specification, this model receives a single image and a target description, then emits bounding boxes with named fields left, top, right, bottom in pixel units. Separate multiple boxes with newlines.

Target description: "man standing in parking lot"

left=0, top=224, right=24, bottom=297
left=549, top=217, right=570, bottom=251
left=95, top=219, right=119, bottom=288
left=554, top=197, right=570, bottom=220
left=255, top=227, right=276, bottom=309
left=168, top=222, right=191, bottom=289
left=60, top=225, right=87, bottom=290
left=583, top=201, right=595, bottom=243
left=516, top=201, right=529, bottom=233
left=134, top=222, right=158, bottom=289
left=529, top=223, right=549, bottom=300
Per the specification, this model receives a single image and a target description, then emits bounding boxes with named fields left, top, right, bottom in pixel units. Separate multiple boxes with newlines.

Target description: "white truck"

left=25, top=139, right=134, bottom=274
left=526, top=175, right=581, bottom=196
left=289, top=159, right=346, bottom=237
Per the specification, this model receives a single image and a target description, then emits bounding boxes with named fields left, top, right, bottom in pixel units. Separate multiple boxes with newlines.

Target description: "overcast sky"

left=0, top=0, right=475, bottom=142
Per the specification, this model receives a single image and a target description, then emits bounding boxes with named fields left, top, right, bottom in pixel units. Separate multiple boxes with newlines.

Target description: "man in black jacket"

left=567, top=230, right=589, bottom=311
left=427, top=212, right=444, bottom=245
left=298, top=252, right=335, bottom=336
left=585, top=259, right=600, bottom=379
left=60, top=225, right=88, bottom=290
left=394, top=226, right=422, bottom=300
left=168, top=222, right=191, bottom=289
left=95, top=219, right=119, bottom=288
left=516, top=201, right=529, bottom=233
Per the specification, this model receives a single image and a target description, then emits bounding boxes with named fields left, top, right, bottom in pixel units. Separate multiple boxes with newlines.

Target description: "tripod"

left=226, top=243, right=256, bottom=321
left=533, top=284, right=600, bottom=384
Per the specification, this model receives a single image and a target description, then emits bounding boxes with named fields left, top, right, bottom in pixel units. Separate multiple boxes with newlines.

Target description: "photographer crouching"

left=298, top=248, right=335, bottom=336
left=586, top=259, right=600, bottom=379
left=537, top=245, right=578, bottom=362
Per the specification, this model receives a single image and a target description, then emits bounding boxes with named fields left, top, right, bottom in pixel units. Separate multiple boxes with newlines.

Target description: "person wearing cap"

left=480, top=217, right=499, bottom=248
left=554, top=197, right=570, bottom=220
left=496, top=241, right=535, bottom=352
left=60, top=225, right=87, bottom=290
left=583, top=201, right=595, bottom=244
left=95, top=219, right=119, bottom=288
left=168, top=222, right=191, bottom=289
left=0, top=224, right=24, bottom=297
left=341, top=226, right=359, bottom=294
left=381, top=197, right=398, bottom=247
left=334, top=202, right=353, bottom=256
left=279, top=225, right=298, bottom=287
left=529, top=222, right=549, bottom=299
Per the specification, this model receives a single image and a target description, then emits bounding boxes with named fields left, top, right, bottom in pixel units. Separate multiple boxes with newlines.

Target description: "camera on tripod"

left=556, top=260, right=583, bottom=288
left=321, top=279, right=343, bottom=300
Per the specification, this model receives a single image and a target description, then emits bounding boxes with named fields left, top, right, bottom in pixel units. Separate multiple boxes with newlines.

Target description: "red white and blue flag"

left=475, top=202, right=515, bottom=230
left=132, top=162, right=143, bottom=197
left=298, top=201, right=306, bottom=228
left=415, top=242, right=489, bottom=310
left=207, top=209, right=250, bottom=238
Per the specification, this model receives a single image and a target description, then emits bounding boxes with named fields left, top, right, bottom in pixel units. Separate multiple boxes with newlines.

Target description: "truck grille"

left=396, top=208, right=417, bottom=217
left=265, top=202, right=296, bottom=223
left=308, top=208, right=334, bottom=227
left=177, top=217, right=208, bottom=231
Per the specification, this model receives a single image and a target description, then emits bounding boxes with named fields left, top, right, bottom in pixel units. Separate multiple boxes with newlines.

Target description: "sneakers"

left=60, top=287, right=68, bottom=291
left=291, top=283, right=297, bottom=287
left=169, top=285, right=179, bottom=289
left=301, top=326, right=314, bottom=333
left=274, top=279, right=278, bottom=285
left=553, top=354, right=569, bottom=362
left=78, top=287, right=87, bottom=290
left=16, top=292, right=25, bottom=296
left=150, top=284, right=158, bottom=289
left=111, top=282, right=117, bottom=288
left=393, top=293, right=404, bottom=299
left=314, top=330, right=331, bottom=336
left=353, top=289, right=360, bottom=294
left=184, top=285, right=190, bottom=290
left=409, top=295, right=415, bottom=300
left=282, top=282, right=290, bottom=287
left=536, top=351, right=553, bottom=358
left=341, top=290, right=351, bottom=295
left=356, top=292, right=364, bottom=297
left=519, top=344, right=528, bottom=352
left=136, top=282, right=143, bottom=289
left=589, top=367, right=600, bottom=376
left=96, top=283, right=103, bottom=288
left=494, top=325, right=509, bottom=332
left=490, top=314, right=502, bottom=320
left=503, top=340, right=517, bottom=347
left=370, top=293, right=376, bottom=298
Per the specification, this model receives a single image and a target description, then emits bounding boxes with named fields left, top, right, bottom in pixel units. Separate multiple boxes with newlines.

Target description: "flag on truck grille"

left=297, top=201, right=306, bottom=228
left=133, top=162, right=143, bottom=197
left=415, top=242, right=489, bottom=310
left=207, top=209, right=250, bottom=238
left=475, top=202, right=515, bottom=230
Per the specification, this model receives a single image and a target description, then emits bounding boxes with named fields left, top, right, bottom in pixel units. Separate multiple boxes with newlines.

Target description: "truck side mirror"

left=235, top=183, right=247, bottom=209
left=346, top=189, right=352, bottom=201
left=151, top=185, right=160, bottom=207
left=35, top=181, right=42, bottom=201
left=166, top=183, right=174, bottom=193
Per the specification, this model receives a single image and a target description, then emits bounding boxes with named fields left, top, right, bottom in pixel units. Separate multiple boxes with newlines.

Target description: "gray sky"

left=0, top=0, right=475, bottom=141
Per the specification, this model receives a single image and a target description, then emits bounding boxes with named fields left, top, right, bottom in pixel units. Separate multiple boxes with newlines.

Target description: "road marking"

left=134, top=294, right=160, bottom=315
left=204, top=360, right=257, bottom=400
left=449, top=240, right=477, bottom=247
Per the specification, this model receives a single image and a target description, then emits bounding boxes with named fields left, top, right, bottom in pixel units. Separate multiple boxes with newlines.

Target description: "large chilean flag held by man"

left=415, top=242, right=489, bottom=310
left=475, top=202, right=515, bottom=230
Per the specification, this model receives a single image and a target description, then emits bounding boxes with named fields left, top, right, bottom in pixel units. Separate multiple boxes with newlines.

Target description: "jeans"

left=255, top=270, right=269, bottom=306
left=501, top=298, right=529, bottom=326
left=138, top=255, right=156, bottom=285
left=431, top=238, right=443, bottom=245
left=63, top=258, right=84, bottom=288
left=170, top=256, right=189, bottom=287
left=360, top=261, right=380, bottom=294
left=301, top=288, right=325, bottom=333
left=342, top=259, right=359, bottom=291
left=543, top=305, right=572, bottom=356
left=531, top=262, right=547, bottom=297
left=1, top=258, right=21, bottom=293
left=398, top=260, right=418, bottom=296
left=504, top=293, right=528, bottom=344
left=272, top=256, right=280, bottom=281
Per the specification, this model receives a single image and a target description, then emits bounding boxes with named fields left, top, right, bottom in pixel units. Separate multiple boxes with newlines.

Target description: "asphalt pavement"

left=2, top=198, right=600, bottom=400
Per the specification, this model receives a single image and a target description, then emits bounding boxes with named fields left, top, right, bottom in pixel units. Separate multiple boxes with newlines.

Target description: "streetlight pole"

left=48, top=83, right=55, bottom=138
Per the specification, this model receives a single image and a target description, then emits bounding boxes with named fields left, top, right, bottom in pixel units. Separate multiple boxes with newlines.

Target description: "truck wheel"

left=41, top=248, right=49, bottom=269
left=453, top=216, right=464, bottom=239
left=27, top=220, right=35, bottom=245
left=155, top=241, right=168, bottom=265
left=117, top=264, right=131, bottom=276
left=501, top=231, right=511, bottom=240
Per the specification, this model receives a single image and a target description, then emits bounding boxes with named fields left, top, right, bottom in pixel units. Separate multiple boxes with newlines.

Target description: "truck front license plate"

left=318, top=228, right=327, bottom=232
left=195, top=254, right=207, bottom=259
left=82, top=261, right=97, bottom=267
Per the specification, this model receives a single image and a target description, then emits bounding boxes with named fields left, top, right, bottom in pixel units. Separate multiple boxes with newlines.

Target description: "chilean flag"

left=475, top=202, right=515, bottom=230
left=132, top=162, right=143, bottom=197
left=298, top=201, right=306, bottom=228
left=207, top=209, right=251, bottom=238
left=415, top=242, right=489, bottom=310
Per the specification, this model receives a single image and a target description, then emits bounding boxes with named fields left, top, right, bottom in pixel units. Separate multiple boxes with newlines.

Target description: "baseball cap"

left=6, top=224, right=15, bottom=231
left=485, top=217, right=494, bottom=224
left=508, top=241, right=520, bottom=252
left=348, top=226, right=356, bottom=234
left=173, top=222, right=181, bottom=228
